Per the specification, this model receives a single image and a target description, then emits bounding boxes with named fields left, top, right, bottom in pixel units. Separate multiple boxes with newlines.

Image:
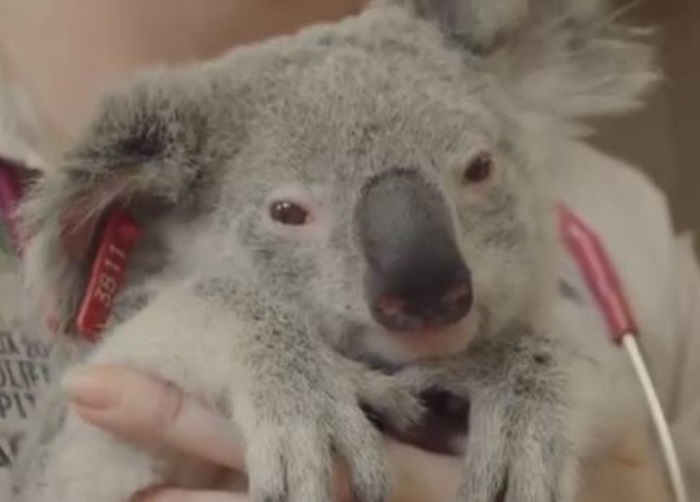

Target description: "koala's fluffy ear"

left=394, top=0, right=657, bottom=127
left=20, top=74, right=216, bottom=336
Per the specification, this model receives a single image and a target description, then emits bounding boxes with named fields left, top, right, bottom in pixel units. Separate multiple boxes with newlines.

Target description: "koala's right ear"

left=388, top=0, right=657, bottom=128
left=20, top=74, right=217, bottom=336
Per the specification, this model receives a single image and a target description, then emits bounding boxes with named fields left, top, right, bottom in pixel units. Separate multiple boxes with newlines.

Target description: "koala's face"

left=199, top=10, right=551, bottom=362
left=23, top=2, right=650, bottom=363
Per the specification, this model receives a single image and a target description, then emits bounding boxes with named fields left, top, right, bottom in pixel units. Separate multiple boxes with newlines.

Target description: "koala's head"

left=21, top=0, right=655, bottom=363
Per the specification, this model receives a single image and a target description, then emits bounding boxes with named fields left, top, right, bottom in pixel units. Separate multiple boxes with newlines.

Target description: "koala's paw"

left=346, top=359, right=427, bottom=430
left=456, top=396, right=578, bottom=502
left=394, top=336, right=579, bottom=502
left=457, top=349, right=578, bottom=501
left=239, top=357, right=423, bottom=502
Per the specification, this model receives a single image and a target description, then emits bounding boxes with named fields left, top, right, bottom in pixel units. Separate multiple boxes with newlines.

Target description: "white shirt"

left=555, top=140, right=700, bottom=497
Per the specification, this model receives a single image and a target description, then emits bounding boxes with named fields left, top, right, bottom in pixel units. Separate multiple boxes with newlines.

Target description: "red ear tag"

left=74, top=209, right=141, bottom=341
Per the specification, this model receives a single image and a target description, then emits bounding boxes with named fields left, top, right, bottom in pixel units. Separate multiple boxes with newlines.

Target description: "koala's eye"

left=269, top=200, right=309, bottom=226
left=463, top=152, right=495, bottom=184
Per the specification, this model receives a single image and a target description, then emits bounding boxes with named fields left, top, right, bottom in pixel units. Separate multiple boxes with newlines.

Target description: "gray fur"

left=14, top=1, right=654, bottom=501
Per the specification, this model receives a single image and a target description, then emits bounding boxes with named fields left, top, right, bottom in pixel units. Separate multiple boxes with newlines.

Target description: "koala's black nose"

left=371, top=259, right=472, bottom=333
left=357, top=168, right=473, bottom=333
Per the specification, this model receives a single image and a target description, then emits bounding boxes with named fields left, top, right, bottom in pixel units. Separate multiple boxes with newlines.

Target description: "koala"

left=12, top=0, right=656, bottom=501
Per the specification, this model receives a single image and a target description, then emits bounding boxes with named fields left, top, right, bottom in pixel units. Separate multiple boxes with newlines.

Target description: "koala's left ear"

left=20, top=72, right=221, bottom=336
left=391, top=0, right=657, bottom=126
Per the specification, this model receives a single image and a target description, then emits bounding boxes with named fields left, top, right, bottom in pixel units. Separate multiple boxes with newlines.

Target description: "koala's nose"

left=357, top=168, right=473, bottom=333
left=371, top=256, right=473, bottom=332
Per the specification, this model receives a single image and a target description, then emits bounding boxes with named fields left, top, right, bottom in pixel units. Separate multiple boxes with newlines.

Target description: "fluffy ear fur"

left=389, top=0, right=658, bottom=127
left=19, top=73, right=215, bottom=336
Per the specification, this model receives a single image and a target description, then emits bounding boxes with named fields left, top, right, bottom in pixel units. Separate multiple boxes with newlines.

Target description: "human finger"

left=133, top=486, right=249, bottom=502
left=63, top=364, right=245, bottom=471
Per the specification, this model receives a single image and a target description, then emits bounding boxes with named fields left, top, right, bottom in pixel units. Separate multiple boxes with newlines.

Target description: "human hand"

left=64, top=365, right=462, bottom=502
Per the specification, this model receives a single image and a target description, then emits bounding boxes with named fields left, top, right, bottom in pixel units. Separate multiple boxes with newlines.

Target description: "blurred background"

left=592, top=0, right=699, bottom=248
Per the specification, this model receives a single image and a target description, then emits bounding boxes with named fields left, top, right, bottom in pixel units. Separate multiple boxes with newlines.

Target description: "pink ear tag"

left=74, top=209, right=141, bottom=341
left=558, top=203, right=636, bottom=342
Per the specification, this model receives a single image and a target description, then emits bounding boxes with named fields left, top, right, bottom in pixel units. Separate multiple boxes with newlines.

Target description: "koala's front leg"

left=401, top=326, right=579, bottom=502
left=199, top=279, right=422, bottom=502
left=455, top=329, right=579, bottom=502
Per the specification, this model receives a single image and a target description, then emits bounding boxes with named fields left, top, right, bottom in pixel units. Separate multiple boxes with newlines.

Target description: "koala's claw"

left=391, top=336, right=578, bottom=502
left=455, top=399, right=576, bottom=502
left=331, top=404, right=392, bottom=502
left=245, top=405, right=389, bottom=502
left=247, top=425, right=334, bottom=502
left=350, top=363, right=427, bottom=430
left=240, top=354, right=402, bottom=502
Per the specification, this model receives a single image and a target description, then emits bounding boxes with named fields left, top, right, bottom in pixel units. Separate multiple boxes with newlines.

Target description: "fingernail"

left=62, top=367, right=123, bottom=410
left=130, top=484, right=166, bottom=502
